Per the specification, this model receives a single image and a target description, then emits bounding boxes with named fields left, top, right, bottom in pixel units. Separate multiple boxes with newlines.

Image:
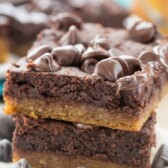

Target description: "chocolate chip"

left=50, top=13, right=82, bottom=31
left=152, top=144, right=168, bottom=168
left=119, top=55, right=142, bottom=75
left=74, top=123, right=93, bottom=129
left=111, top=57, right=129, bottom=75
left=0, top=114, right=14, bottom=141
left=52, top=45, right=80, bottom=66
left=30, top=53, right=60, bottom=72
left=94, top=58, right=123, bottom=82
left=139, top=51, right=160, bottom=64
left=129, top=21, right=156, bottom=43
left=108, top=48, right=125, bottom=57
left=81, top=46, right=109, bottom=62
left=153, top=43, right=168, bottom=64
left=27, top=45, right=52, bottom=61
left=81, top=58, right=98, bottom=74
left=9, top=158, right=32, bottom=168
left=90, top=36, right=111, bottom=50
left=75, top=44, right=86, bottom=55
left=124, top=15, right=142, bottom=30
left=0, top=139, right=12, bottom=162
left=59, top=25, right=83, bottom=45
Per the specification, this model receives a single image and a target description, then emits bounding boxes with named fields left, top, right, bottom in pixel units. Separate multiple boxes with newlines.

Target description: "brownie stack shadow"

left=3, top=14, right=168, bottom=168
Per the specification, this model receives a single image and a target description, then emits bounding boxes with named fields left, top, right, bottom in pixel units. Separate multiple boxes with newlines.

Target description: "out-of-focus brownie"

left=31, top=0, right=129, bottom=28
left=12, top=113, right=156, bottom=168
left=4, top=14, right=168, bottom=131
left=0, top=2, right=48, bottom=56
left=0, top=0, right=129, bottom=56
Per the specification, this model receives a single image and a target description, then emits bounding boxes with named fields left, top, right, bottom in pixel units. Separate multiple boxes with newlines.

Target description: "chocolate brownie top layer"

left=5, top=15, right=168, bottom=115
left=13, top=113, right=156, bottom=167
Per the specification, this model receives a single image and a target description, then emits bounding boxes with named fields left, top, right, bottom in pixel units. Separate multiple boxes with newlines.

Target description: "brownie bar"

left=4, top=16, right=168, bottom=131
left=12, top=113, right=156, bottom=168
left=31, top=0, right=129, bottom=28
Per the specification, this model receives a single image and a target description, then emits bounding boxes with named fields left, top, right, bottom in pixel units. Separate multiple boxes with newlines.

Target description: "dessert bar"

left=4, top=16, right=168, bottom=131
left=13, top=113, right=156, bottom=168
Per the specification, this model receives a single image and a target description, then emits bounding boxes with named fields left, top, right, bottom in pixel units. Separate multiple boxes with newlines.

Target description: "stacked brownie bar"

left=4, top=14, right=168, bottom=167
left=0, top=0, right=129, bottom=57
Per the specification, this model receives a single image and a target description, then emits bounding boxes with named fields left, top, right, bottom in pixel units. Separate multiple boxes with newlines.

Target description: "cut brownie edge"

left=12, top=114, right=156, bottom=168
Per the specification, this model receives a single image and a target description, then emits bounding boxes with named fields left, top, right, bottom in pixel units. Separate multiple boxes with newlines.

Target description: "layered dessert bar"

left=4, top=15, right=168, bottom=131
left=0, top=16, right=10, bottom=63
left=12, top=113, right=156, bottom=168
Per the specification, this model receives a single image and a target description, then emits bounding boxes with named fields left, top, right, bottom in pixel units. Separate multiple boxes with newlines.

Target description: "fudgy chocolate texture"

left=4, top=22, right=167, bottom=116
left=13, top=114, right=156, bottom=167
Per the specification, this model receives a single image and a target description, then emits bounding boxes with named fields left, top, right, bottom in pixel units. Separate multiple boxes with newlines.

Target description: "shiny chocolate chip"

left=27, top=45, right=52, bottom=61
left=50, top=13, right=82, bottom=31
left=94, top=58, right=123, bottom=82
left=111, top=57, right=129, bottom=75
left=52, top=45, right=80, bottom=66
left=32, top=53, right=60, bottom=72
left=108, top=48, right=125, bottom=57
left=152, top=144, right=168, bottom=168
left=139, top=51, right=160, bottom=64
left=74, top=123, right=93, bottom=129
left=129, top=21, right=156, bottom=43
left=90, top=36, right=111, bottom=50
left=10, top=158, right=32, bottom=168
left=81, top=46, right=109, bottom=62
left=75, top=44, right=86, bottom=55
left=81, top=58, right=98, bottom=74
left=0, top=139, right=12, bottom=162
left=153, top=42, right=168, bottom=64
left=119, top=55, right=142, bottom=75
left=59, top=25, right=83, bottom=45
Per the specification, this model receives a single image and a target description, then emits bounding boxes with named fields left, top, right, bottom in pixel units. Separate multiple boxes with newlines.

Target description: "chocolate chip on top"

left=50, top=13, right=82, bottom=31
left=59, top=25, right=83, bottom=45
left=31, top=53, right=60, bottom=72
left=27, top=45, right=52, bottom=61
left=52, top=44, right=84, bottom=66
left=81, top=58, right=98, bottom=74
left=153, top=42, right=168, bottom=65
left=139, top=51, right=160, bottom=64
left=81, top=46, right=109, bottom=62
left=129, top=21, right=156, bottom=43
left=90, top=35, right=111, bottom=50
left=94, top=55, right=142, bottom=81
left=94, top=58, right=123, bottom=82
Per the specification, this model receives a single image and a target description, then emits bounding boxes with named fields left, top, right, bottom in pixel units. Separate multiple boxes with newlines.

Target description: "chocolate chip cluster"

left=26, top=13, right=168, bottom=82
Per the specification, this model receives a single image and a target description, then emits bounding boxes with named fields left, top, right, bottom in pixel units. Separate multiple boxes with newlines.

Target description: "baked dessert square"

left=12, top=113, right=156, bottom=168
left=4, top=15, right=168, bottom=131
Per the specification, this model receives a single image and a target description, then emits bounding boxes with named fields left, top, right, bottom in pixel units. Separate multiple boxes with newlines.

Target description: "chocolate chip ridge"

left=0, top=139, right=12, bottom=162
left=94, top=55, right=142, bottom=82
left=27, top=45, right=52, bottom=61
left=50, top=13, right=82, bottom=31
left=59, top=25, right=83, bottom=45
left=152, top=144, right=168, bottom=168
left=129, top=21, right=156, bottom=43
left=139, top=51, right=160, bottom=64
left=31, top=53, right=60, bottom=72
left=10, top=158, right=32, bottom=168
left=52, top=44, right=85, bottom=66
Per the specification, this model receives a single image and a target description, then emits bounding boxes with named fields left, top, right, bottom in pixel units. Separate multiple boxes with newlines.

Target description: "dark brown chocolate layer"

left=13, top=114, right=156, bottom=167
